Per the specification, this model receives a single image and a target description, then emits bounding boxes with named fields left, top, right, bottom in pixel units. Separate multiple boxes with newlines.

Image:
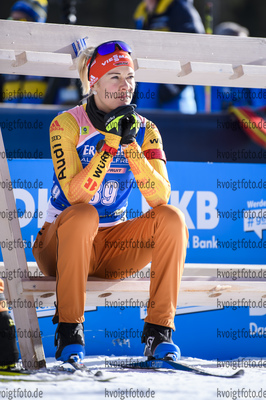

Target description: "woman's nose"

left=120, top=79, right=131, bottom=91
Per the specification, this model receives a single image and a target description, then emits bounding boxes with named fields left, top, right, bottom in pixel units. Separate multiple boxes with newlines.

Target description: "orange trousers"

left=33, top=204, right=188, bottom=330
left=0, top=279, right=8, bottom=312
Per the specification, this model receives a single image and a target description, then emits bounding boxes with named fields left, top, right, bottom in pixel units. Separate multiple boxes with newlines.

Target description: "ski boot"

left=141, top=322, right=181, bottom=361
left=55, top=322, right=85, bottom=362
left=0, top=311, right=19, bottom=369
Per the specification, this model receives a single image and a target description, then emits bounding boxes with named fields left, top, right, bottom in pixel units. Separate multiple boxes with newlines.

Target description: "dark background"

left=1, top=0, right=266, bottom=38
left=1, top=107, right=265, bottom=163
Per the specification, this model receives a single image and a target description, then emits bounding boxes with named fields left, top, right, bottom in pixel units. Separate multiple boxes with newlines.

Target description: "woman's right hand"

left=104, top=105, right=136, bottom=149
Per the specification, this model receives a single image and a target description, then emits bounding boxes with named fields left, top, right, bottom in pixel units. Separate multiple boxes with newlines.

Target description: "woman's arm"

left=123, top=120, right=171, bottom=207
left=50, top=112, right=114, bottom=204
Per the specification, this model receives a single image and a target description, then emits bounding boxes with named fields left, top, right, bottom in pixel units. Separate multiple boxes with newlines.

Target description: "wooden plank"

left=0, top=49, right=16, bottom=61
left=0, top=50, right=16, bottom=82
left=13, top=51, right=73, bottom=68
left=176, top=61, right=235, bottom=87
left=0, top=20, right=265, bottom=66
left=0, top=128, right=46, bottom=370
left=20, top=274, right=266, bottom=308
left=21, top=276, right=150, bottom=307
left=0, top=50, right=75, bottom=78
left=21, top=275, right=150, bottom=307
left=230, top=64, right=266, bottom=87
left=22, top=276, right=150, bottom=295
left=134, top=58, right=182, bottom=84
left=183, top=263, right=266, bottom=279
left=178, top=280, right=266, bottom=307
left=135, top=60, right=266, bottom=88
left=0, top=20, right=266, bottom=87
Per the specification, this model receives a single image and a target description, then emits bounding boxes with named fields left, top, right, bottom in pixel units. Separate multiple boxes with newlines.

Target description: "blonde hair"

left=77, top=46, right=95, bottom=96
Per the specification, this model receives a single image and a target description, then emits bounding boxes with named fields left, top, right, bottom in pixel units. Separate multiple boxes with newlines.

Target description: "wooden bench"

left=1, top=20, right=266, bottom=369
left=17, top=264, right=266, bottom=308
left=2, top=257, right=266, bottom=366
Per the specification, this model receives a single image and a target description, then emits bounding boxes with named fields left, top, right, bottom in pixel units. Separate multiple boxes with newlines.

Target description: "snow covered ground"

left=1, top=356, right=266, bottom=400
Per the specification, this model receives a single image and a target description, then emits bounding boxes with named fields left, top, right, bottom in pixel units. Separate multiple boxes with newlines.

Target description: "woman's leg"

left=92, top=204, right=188, bottom=330
left=33, top=203, right=99, bottom=361
left=33, top=203, right=99, bottom=323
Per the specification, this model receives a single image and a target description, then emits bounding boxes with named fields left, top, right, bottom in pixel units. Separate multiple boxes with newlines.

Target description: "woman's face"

left=93, top=66, right=135, bottom=113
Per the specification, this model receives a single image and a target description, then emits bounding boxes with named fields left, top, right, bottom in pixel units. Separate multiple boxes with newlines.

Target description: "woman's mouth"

left=117, top=91, right=132, bottom=100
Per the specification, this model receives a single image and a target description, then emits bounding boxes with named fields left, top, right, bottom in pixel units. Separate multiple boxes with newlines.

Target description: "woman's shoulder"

left=50, top=106, right=82, bottom=134
left=62, top=104, right=91, bottom=128
left=64, top=104, right=86, bottom=119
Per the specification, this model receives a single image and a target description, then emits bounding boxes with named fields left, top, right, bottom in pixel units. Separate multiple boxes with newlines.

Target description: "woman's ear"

left=92, top=82, right=100, bottom=95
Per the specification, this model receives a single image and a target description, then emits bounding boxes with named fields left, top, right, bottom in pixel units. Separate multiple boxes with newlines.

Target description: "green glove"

left=120, top=113, right=140, bottom=145
left=104, top=105, right=137, bottom=136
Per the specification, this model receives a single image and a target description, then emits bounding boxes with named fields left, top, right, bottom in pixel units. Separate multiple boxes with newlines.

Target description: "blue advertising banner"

left=37, top=302, right=266, bottom=360
left=0, top=160, right=265, bottom=264
left=167, top=162, right=266, bottom=264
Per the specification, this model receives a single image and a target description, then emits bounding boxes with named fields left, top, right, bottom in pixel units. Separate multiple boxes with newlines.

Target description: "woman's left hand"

left=120, top=112, right=140, bottom=145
